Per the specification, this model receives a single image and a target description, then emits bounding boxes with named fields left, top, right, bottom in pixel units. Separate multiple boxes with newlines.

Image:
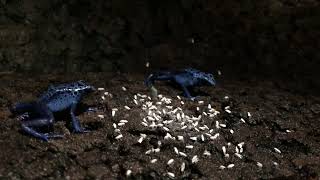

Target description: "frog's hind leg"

left=145, top=72, right=173, bottom=87
left=145, top=73, right=173, bottom=98
left=21, top=118, right=52, bottom=141
left=20, top=104, right=62, bottom=141
left=10, top=102, right=37, bottom=116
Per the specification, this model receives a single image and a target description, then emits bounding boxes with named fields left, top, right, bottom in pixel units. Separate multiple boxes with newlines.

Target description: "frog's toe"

left=86, top=107, right=98, bottom=113
left=40, top=135, right=49, bottom=142
left=17, top=113, right=30, bottom=121
left=73, top=128, right=90, bottom=133
left=44, top=133, right=64, bottom=139
left=82, top=129, right=91, bottom=133
left=189, top=96, right=198, bottom=101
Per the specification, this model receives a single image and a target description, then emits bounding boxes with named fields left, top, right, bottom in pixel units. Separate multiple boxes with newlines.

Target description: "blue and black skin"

left=145, top=68, right=216, bottom=100
left=10, top=80, right=95, bottom=141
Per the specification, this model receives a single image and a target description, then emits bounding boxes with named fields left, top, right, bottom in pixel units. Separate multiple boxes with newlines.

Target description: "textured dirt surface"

left=0, top=73, right=319, bottom=179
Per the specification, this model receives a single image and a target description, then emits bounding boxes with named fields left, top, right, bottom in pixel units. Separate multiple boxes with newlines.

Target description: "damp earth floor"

left=0, top=73, right=319, bottom=179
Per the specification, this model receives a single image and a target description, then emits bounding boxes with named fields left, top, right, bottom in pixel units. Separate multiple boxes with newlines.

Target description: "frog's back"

left=38, top=83, right=82, bottom=112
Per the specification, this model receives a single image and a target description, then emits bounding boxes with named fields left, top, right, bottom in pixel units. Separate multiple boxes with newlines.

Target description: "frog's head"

left=75, top=80, right=96, bottom=93
left=201, top=73, right=216, bottom=86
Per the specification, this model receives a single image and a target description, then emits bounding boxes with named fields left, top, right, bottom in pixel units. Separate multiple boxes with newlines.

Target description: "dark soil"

left=0, top=73, right=319, bottom=179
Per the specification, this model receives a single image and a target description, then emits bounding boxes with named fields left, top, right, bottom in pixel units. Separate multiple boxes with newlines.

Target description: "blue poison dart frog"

left=145, top=68, right=216, bottom=100
left=10, top=80, right=95, bottom=141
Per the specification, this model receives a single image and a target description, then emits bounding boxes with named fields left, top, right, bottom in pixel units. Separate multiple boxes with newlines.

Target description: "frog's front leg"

left=180, top=85, right=196, bottom=101
left=70, top=103, right=89, bottom=133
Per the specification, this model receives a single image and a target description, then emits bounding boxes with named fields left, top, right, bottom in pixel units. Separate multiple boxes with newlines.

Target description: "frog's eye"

left=208, top=74, right=213, bottom=78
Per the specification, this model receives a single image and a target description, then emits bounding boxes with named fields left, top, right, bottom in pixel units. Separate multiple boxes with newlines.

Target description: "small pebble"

left=179, top=152, right=187, bottom=157
left=164, top=133, right=173, bottom=140
left=222, top=146, right=227, bottom=154
left=118, top=122, right=125, bottom=126
left=126, top=170, right=132, bottom=176
left=177, top=136, right=184, bottom=141
left=201, top=134, right=205, bottom=141
left=210, top=133, right=220, bottom=140
left=238, top=142, right=245, bottom=148
left=97, top=115, right=104, bottom=119
left=274, top=147, right=281, bottom=154
left=167, top=159, right=174, bottom=165
left=203, top=150, right=211, bottom=156
left=150, top=159, right=158, bottom=163
left=163, top=127, right=170, bottom=131
left=181, top=162, right=186, bottom=172
left=115, top=134, right=123, bottom=140
left=235, top=153, right=243, bottom=159
left=257, top=162, right=263, bottom=168
left=145, top=149, right=152, bottom=154
left=192, top=155, right=199, bottom=164
left=215, top=121, right=220, bottom=129
left=141, top=122, right=148, bottom=127
left=174, top=147, right=179, bottom=154
left=134, top=100, right=138, bottom=105
left=167, top=172, right=175, bottom=178
left=138, top=137, right=144, bottom=143
left=190, top=137, right=197, bottom=141
left=154, top=148, right=160, bottom=153
left=112, top=110, right=116, bottom=117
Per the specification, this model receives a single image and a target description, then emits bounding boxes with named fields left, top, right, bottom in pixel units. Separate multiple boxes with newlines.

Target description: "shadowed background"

left=0, top=0, right=319, bottom=94
left=0, top=1, right=320, bottom=179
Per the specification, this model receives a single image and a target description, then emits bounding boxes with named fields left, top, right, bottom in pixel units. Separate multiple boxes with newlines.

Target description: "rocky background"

left=0, top=0, right=319, bottom=93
